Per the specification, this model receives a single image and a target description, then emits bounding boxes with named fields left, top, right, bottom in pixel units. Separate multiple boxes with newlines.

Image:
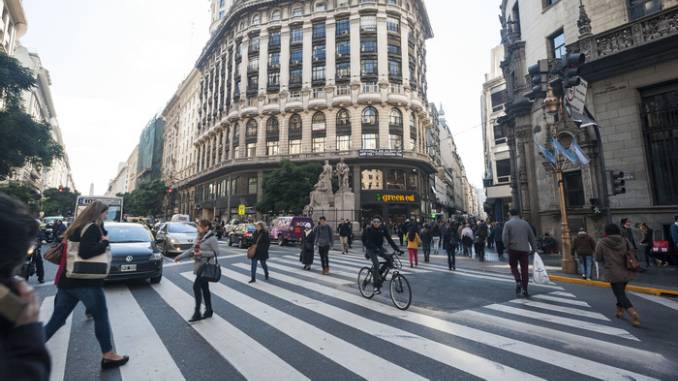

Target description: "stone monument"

left=333, top=158, right=355, bottom=223
left=303, top=159, right=356, bottom=228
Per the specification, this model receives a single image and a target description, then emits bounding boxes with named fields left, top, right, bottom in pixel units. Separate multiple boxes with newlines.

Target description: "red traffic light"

left=58, top=186, right=64, bottom=192
left=168, top=187, right=173, bottom=193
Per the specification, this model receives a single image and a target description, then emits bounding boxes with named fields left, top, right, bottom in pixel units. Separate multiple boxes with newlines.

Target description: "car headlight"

left=151, top=252, right=163, bottom=261
left=169, top=238, right=178, bottom=244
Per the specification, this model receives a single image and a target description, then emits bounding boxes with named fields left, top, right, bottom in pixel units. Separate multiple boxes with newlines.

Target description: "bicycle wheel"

left=357, top=267, right=375, bottom=299
left=389, top=273, right=412, bottom=310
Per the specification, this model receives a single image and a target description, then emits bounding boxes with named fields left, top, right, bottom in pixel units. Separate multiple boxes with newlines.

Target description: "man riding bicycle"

left=362, top=216, right=402, bottom=293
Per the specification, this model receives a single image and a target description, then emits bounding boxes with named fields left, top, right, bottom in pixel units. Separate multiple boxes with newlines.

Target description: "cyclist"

left=362, top=216, right=401, bottom=293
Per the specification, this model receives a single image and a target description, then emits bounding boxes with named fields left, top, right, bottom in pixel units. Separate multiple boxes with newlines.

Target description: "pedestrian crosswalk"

left=37, top=251, right=672, bottom=381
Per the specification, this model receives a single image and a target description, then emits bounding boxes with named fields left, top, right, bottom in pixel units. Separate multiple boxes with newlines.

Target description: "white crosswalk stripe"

left=43, top=255, right=670, bottom=381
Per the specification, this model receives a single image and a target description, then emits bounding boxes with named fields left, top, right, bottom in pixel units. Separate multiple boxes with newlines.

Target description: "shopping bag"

left=533, top=252, right=550, bottom=284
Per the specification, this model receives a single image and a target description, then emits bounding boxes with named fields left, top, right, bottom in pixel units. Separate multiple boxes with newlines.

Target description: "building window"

left=289, top=113, right=302, bottom=139
left=313, top=45, right=326, bottom=61
left=271, top=9, right=281, bottom=21
left=362, top=133, right=378, bottom=149
left=493, top=123, right=506, bottom=143
left=641, top=87, right=678, bottom=205
left=248, top=57, right=259, bottom=71
left=246, top=143, right=256, bottom=158
left=247, top=75, right=258, bottom=90
left=314, top=1, right=326, bottom=12
left=336, top=135, right=351, bottom=151
left=248, top=177, right=258, bottom=194
left=312, top=112, right=326, bottom=133
left=266, top=117, right=279, bottom=141
left=266, top=141, right=279, bottom=156
left=385, top=169, right=406, bottom=190
left=268, top=72, right=280, bottom=87
left=389, top=108, right=403, bottom=128
left=336, top=18, right=350, bottom=36
left=495, top=159, right=511, bottom=183
left=387, top=0, right=399, bottom=5
left=290, top=68, right=302, bottom=85
left=251, top=14, right=260, bottom=25
left=361, top=59, right=378, bottom=76
left=360, top=15, right=377, bottom=33
left=387, top=43, right=401, bottom=55
left=269, top=52, right=280, bottom=68
left=361, top=169, right=383, bottom=190
left=543, top=0, right=560, bottom=8
left=389, top=134, right=403, bottom=150
left=336, top=41, right=350, bottom=57
left=388, top=60, right=401, bottom=78
left=337, top=0, right=349, bottom=7
left=336, top=108, right=351, bottom=131
left=362, top=106, right=378, bottom=125
left=291, top=27, right=303, bottom=44
left=312, top=23, right=326, bottom=39
left=289, top=139, right=302, bottom=154
left=548, top=29, right=566, bottom=59
left=563, top=170, right=585, bottom=208
left=409, top=112, right=417, bottom=147
left=290, top=48, right=303, bottom=65
left=246, top=119, right=258, bottom=142
left=336, top=62, right=351, bottom=79
left=491, top=88, right=507, bottom=111
left=292, top=7, right=303, bottom=17
left=269, top=31, right=281, bottom=47
left=386, top=17, right=400, bottom=33
left=628, top=0, right=662, bottom=20
left=312, top=66, right=325, bottom=82
left=249, top=36, right=260, bottom=52
left=312, top=137, right=326, bottom=152
left=361, top=39, right=377, bottom=53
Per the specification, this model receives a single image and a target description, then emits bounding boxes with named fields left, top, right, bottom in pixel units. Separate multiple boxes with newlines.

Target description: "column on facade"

left=301, top=111, right=312, bottom=153
left=378, top=105, right=389, bottom=149
left=325, top=19, right=336, bottom=87
left=256, top=117, right=266, bottom=157
left=197, top=144, right=202, bottom=171
left=280, top=26, right=290, bottom=91
left=302, top=21, right=313, bottom=86
left=402, top=108, right=411, bottom=151
left=401, top=21, right=410, bottom=86
left=238, top=120, right=246, bottom=154
left=326, top=108, right=336, bottom=152
left=226, top=124, right=233, bottom=160
left=349, top=13, right=360, bottom=83
left=228, top=44, right=236, bottom=108
left=279, top=113, right=289, bottom=155
left=350, top=106, right=362, bottom=150
left=258, top=31, right=269, bottom=94
left=239, top=37, right=249, bottom=99
left=376, top=13, right=388, bottom=84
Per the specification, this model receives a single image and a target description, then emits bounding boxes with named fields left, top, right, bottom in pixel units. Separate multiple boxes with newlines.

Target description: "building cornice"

left=6, top=0, right=27, bottom=38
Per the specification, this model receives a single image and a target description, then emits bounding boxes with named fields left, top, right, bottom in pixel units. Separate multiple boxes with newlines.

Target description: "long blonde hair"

left=64, top=201, right=108, bottom=239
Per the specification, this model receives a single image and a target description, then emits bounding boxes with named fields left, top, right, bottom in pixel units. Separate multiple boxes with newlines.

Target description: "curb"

left=548, top=275, right=678, bottom=297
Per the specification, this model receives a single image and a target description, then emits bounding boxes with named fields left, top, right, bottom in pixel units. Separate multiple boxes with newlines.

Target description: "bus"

left=74, top=196, right=124, bottom=222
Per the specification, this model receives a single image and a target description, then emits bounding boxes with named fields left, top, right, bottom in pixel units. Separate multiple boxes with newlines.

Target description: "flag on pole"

left=570, top=140, right=591, bottom=166
left=537, top=144, right=557, bottom=166
left=552, top=138, right=579, bottom=165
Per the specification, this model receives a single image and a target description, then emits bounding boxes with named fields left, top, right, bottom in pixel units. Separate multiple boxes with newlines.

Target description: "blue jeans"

left=250, top=258, right=268, bottom=280
left=44, top=287, right=113, bottom=353
left=578, top=256, right=593, bottom=279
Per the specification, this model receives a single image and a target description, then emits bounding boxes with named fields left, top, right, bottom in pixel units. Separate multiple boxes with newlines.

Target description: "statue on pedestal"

left=304, top=160, right=334, bottom=216
left=335, top=158, right=351, bottom=194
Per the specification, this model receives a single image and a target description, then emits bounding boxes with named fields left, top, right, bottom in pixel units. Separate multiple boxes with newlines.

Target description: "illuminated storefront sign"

left=375, top=193, right=417, bottom=203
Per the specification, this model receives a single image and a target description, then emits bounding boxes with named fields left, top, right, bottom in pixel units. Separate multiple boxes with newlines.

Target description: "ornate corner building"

left=498, top=0, right=678, bottom=240
left=167, top=0, right=436, bottom=223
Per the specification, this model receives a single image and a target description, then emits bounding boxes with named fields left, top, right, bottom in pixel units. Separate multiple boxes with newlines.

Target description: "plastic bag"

left=533, top=252, right=550, bottom=284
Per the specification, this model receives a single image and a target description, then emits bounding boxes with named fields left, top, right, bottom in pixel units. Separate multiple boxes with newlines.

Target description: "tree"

left=0, top=181, right=40, bottom=212
left=0, top=52, right=63, bottom=178
left=42, top=187, right=79, bottom=216
left=257, top=160, right=321, bottom=214
left=119, top=180, right=167, bottom=216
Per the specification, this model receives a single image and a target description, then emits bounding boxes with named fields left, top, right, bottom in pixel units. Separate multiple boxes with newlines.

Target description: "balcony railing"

left=567, top=6, right=678, bottom=62
left=389, top=84, right=404, bottom=94
left=311, top=89, right=325, bottom=99
left=362, top=83, right=379, bottom=94
left=336, top=85, right=351, bottom=96
left=289, top=91, right=302, bottom=102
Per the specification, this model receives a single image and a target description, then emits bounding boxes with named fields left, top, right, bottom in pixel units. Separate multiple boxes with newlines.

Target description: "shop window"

left=406, top=171, right=418, bottom=191
left=248, top=177, right=258, bottom=194
left=385, top=169, right=406, bottom=190
left=361, top=169, right=384, bottom=190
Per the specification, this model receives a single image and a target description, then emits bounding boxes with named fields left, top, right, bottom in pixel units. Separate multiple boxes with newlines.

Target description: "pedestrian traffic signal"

left=527, top=60, right=549, bottom=99
left=562, top=53, right=586, bottom=88
left=611, top=171, right=626, bottom=195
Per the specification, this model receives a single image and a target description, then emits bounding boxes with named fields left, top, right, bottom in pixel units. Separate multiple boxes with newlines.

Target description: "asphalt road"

left=30, top=242, right=678, bottom=381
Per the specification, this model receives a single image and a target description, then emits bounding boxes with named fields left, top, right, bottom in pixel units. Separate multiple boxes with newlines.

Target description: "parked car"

left=105, top=222, right=163, bottom=284
left=270, top=216, right=314, bottom=246
left=224, top=218, right=243, bottom=236
left=228, top=224, right=256, bottom=248
left=154, top=222, right=198, bottom=256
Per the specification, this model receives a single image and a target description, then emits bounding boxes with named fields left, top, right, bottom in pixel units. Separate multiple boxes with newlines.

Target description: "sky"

left=20, top=0, right=500, bottom=194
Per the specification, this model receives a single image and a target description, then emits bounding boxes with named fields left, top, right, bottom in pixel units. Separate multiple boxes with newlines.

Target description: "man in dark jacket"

left=362, top=217, right=400, bottom=293
left=337, top=219, right=352, bottom=255
left=0, top=193, right=51, bottom=381
left=314, top=217, right=333, bottom=274
left=494, top=220, right=505, bottom=260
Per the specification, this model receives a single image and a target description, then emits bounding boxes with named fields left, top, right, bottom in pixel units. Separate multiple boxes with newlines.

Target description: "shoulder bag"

left=197, top=243, right=221, bottom=282
left=66, top=223, right=112, bottom=279
left=44, top=240, right=66, bottom=265
left=625, top=240, right=641, bottom=272
left=247, top=234, right=261, bottom=259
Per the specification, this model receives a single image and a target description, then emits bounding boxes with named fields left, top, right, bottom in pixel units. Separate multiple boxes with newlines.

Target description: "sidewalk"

left=343, top=239, right=678, bottom=296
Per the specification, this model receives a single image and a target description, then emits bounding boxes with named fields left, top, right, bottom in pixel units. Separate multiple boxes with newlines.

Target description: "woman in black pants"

left=250, top=222, right=270, bottom=283
left=175, top=219, right=218, bottom=322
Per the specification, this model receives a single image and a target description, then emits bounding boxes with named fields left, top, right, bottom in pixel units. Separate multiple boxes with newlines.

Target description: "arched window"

left=271, top=9, right=281, bottom=21
left=336, top=109, right=350, bottom=130
left=409, top=112, right=417, bottom=148
left=362, top=106, right=378, bottom=125
left=246, top=119, right=258, bottom=142
left=389, top=108, right=403, bottom=127
left=266, top=117, right=279, bottom=140
left=292, top=6, right=303, bottom=17
left=312, top=112, right=326, bottom=132
left=233, top=123, right=241, bottom=158
left=336, top=109, right=351, bottom=151
left=251, top=14, right=260, bottom=25
left=314, top=1, right=326, bottom=12
left=288, top=113, right=302, bottom=154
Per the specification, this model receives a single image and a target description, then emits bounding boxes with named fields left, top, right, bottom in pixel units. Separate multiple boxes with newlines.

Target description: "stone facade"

left=0, top=0, right=27, bottom=55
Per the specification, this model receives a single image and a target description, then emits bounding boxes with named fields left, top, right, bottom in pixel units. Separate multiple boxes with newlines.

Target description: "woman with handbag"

left=44, top=201, right=129, bottom=369
left=249, top=222, right=270, bottom=283
left=595, top=223, right=640, bottom=327
left=299, top=223, right=315, bottom=271
left=175, top=219, right=218, bottom=322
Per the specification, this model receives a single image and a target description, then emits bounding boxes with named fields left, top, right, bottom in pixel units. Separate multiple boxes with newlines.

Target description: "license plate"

left=120, top=264, right=137, bottom=272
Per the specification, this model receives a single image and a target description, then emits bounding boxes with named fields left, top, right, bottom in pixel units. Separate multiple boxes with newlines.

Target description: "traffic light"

left=611, top=171, right=626, bottom=195
left=167, top=187, right=173, bottom=194
left=527, top=60, right=549, bottom=99
left=562, top=53, right=586, bottom=88
left=58, top=186, right=64, bottom=192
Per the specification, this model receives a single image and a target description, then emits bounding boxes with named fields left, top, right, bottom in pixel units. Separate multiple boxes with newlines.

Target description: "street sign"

left=565, top=78, right=588, bottom=115
left=238, top=204, right=246, bottom=216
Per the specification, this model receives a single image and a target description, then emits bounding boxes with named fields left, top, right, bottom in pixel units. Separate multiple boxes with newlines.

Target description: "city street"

left=31, top=243, right=678, bottom=381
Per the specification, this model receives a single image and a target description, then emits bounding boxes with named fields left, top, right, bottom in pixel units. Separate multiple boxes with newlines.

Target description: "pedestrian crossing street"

left=38, top=251, right=672, bottom=381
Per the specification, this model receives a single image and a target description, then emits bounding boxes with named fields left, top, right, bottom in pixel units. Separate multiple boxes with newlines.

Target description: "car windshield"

left=246, top=225, right=256, bottom=232
left=107, top=225, right=153, bottom=243
left=44, top=217, right=62, bottom=224
left=167, top=223, right=197, bottom=234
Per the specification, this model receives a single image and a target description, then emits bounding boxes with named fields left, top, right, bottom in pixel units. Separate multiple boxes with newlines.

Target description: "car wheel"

left=150, top=275, right=162, bottom=284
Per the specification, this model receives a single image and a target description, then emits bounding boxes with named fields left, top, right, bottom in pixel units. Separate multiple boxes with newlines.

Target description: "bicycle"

left=357, top=250, right=412, bottom=310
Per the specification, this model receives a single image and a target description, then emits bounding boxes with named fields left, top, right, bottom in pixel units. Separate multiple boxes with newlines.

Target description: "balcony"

left=332, top=85, right=352, bottom=106
left=410, top=94, right=423, bottom=111
left=309, top=89, right=327, bottom=109
left=240, top=98, right=258, bottom=117
left=285, top=91, right=303, bottom=112
left=227, top=105, right=240, bottom=121
left=358, top=83, right=381, bottom=104
left=387, top=84, right=408, bottom=106
left=262, top=99, right=280, bottom=114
